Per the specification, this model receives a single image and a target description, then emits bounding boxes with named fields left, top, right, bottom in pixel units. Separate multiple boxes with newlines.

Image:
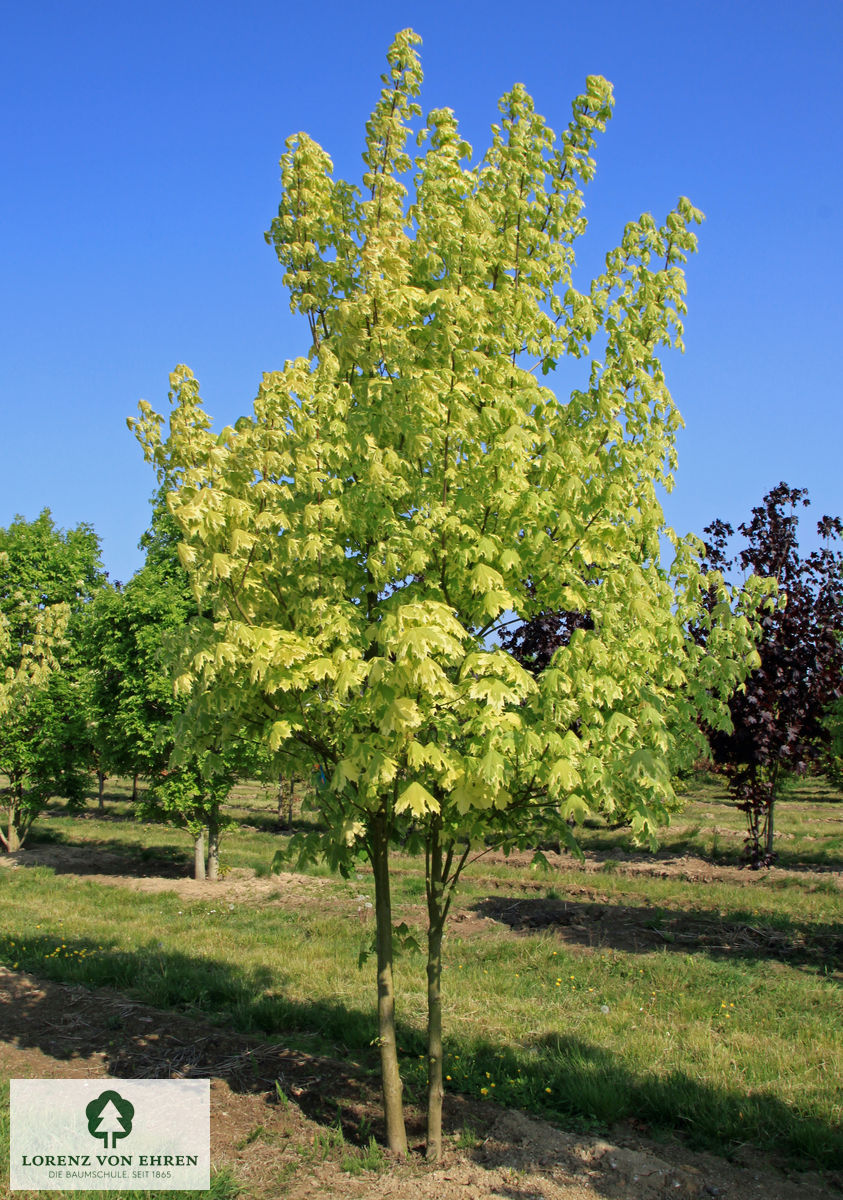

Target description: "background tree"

left=138, top=752, right=238, bottom=880
left=700, top=483, right=843, bottom=866
left=131, top=30, right=766, bottom=1156
left=80, top=492, right=247, bottom=879
left=0, top=511, right=105, bottom=850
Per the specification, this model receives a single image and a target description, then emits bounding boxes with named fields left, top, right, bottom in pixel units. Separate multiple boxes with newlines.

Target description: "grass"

left=1, top=772, right=841, bottom=1174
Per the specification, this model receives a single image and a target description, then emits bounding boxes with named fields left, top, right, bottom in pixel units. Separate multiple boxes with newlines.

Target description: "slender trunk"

left=132, top=774, right=139, bottom=803
left=765, top=763, right=780, bottom=862
left=370, top=810, right=408, bottom=1156
left=97, top=771, right=106, bottom=811
left=288, top=776, right=294, bottom=827
left=277, top=780, right=285, bottom=826
left=765, top=797, right=776, bottom=861
left=207, top=823, right=219, bottom=881
left=193, top=830, right=206, bottom=881
left=425, top=816, right=446, bottom=1160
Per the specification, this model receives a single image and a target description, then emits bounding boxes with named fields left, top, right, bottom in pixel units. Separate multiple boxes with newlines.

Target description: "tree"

left=138, top=753, right=237, bottom=881
left=700, top=484, right=843, bottom=866
left=81, top=492, right=245, bottom=879
left=0, top=511, right=105, bottom=851
left=130, top=30, right=765, bottom=1156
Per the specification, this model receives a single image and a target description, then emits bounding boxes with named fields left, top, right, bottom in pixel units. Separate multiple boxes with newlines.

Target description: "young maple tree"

left=700, top=483, right=843, bottom=866
left=130, top=30, right=766, bottom=1157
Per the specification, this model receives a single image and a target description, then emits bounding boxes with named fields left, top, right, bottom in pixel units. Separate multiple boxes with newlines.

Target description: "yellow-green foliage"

left=129, top=30, right=769, bottom=856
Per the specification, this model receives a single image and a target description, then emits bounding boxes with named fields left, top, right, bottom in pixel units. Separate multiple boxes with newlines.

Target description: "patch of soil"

left=0, top=843, right=334, bottom=906
left=1, top=968, right=840, bottom=1199
left=474, top=846, right=843, bottom=885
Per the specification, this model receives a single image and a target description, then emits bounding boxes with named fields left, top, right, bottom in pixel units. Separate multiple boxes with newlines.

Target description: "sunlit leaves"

left=129, top=29, right=768, bottom=869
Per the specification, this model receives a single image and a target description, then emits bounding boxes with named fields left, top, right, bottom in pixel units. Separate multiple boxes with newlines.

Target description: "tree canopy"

left=130, top=29, right=767, bottom=1156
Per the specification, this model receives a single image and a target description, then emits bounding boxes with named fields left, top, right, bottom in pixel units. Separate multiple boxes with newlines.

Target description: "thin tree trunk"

left=97, top=771, right=106, bottom=811
left=370, top=810, right=408, bottom=1156
left=207, top=824, right=219, bottom=881
left=425, top=815, right=446, bottom=1161
left=193, top=830, right=206, bottom=881
left=765, top=798, right=776, bottom=861
left=132, top=774, right=139, bottom=803
left=288, top=776, right=294, bottom=827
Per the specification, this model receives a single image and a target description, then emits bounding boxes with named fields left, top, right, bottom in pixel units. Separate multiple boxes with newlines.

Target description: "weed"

left=208, top=1166, right=243, bottom=1198
left=341, top=1136, right=386, bottom=1174
left=454, top=1124, right=479, bottom=1149
left=235, top=1124, right=274, bottom=1150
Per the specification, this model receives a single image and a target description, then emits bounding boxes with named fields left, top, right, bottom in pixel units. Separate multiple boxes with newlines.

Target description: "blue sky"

left=1, top=0, right=840, bottom=584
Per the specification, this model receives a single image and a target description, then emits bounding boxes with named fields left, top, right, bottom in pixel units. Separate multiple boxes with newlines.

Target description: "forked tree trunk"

left=425, top=816, right=446, bottom=1160
left=207, top=825, right=219, bottom=881
left=193, top=830, right=206, bottom=881
left=370, top=810, right=408, bottom=1156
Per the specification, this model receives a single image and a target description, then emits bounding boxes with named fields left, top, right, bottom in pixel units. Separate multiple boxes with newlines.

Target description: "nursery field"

left=0, top=776, right=841, bottom=1199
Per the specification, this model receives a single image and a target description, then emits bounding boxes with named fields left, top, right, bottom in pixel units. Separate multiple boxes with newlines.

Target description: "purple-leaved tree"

left=701, top=484, right=843, bottom=866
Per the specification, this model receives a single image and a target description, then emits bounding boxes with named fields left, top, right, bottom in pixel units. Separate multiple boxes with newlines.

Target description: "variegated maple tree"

left=130, top=30, right=767, bottom=1157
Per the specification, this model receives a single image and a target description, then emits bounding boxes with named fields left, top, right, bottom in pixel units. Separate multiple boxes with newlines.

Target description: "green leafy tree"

left=0, top=511, right=105, bottom=850
left=81, top=493, right=245, bottom=878
left=130, top=30, right=766, bottom=1156
left=138, top=753, right=238, bottom=880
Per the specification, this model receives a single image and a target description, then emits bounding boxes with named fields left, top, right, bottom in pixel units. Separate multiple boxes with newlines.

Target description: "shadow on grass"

left=0, top=933, right=387, bottom=1143
left=21, top=830, right=194, bottom=879
left=0, top=930, right=841, bottom=1173
left=450, top=1033, right=842, bottom=1177
left=472, top=895, right=843, bottom=974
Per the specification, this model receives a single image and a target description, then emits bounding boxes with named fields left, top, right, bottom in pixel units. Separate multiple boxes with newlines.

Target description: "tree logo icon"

left=85, top=1089, right=135, bottom=1149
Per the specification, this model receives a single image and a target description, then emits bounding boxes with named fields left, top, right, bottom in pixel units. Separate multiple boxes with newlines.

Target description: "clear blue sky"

left=1, top=0, right=840, bottom=584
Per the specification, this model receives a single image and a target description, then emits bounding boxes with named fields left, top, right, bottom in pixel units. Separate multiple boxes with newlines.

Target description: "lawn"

left=0, top=772, right=841, bottom=1184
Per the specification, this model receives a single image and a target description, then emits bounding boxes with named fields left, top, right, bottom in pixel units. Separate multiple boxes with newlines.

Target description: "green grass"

left=2, top=773, right=841, bottom=1173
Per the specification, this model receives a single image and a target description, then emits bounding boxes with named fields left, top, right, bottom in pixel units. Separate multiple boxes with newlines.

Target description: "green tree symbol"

left=86, top=1090, right=135, bottom=1149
